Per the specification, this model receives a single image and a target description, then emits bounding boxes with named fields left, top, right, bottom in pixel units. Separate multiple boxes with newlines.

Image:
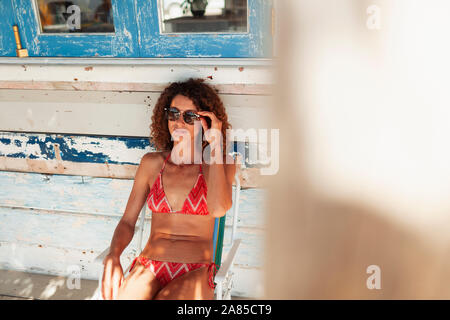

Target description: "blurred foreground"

left=265, top=0, right=450, bottom=299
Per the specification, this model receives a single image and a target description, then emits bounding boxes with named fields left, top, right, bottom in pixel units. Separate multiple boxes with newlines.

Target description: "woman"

left=101, top=78, right=237, bottom=300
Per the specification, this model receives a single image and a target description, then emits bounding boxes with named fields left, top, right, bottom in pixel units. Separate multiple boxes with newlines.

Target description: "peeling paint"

left=0, top=132, right=150, bottom=165
left=0, top=132, right=262, bottom=184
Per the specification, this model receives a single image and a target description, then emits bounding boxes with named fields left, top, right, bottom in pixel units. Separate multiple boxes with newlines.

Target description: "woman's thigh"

left=116, top=260, right=162, bottom=300
left=153, top=266, right=214, bottom=300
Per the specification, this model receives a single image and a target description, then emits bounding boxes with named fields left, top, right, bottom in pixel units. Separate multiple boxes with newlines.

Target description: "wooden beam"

left=0, top=81, right=273, bottom=95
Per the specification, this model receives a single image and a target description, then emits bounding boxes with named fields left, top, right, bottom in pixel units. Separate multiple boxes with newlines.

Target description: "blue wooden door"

left=1, top=0, right=272, bottom=58
left=0, top=1, right=17, bottom=57
left=136, top=0, right=272, bottom=58
left=9, top=0, right=140, bottom=57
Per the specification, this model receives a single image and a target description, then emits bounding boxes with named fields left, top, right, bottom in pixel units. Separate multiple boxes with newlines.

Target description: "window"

left=159, top=0, right=247, bottom=33
left=9, top=0, right=138, bottom=57
left=138, top=0, right=270, bottom=57
left=35, top=0, right=115, bottom=33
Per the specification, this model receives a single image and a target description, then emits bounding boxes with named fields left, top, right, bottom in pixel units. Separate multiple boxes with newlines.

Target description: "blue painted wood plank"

left=0, top=131, right=253, bottom=167
left=0, top=1, right=17, bottom=57
left=0, top=132, right=152, bottom=164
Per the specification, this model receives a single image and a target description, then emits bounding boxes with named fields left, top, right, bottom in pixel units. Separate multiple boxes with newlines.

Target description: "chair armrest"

left=214, top=238, right=241, bottom=283
left=95, top=206, right=147, bottom=263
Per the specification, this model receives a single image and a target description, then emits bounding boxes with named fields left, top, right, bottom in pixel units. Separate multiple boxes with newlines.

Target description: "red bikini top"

left=147, top=152, right=209, bottom=215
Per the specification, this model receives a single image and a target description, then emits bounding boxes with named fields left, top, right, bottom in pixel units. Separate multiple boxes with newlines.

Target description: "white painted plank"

left=226, top=266, right=265, bottom=299
left=0, top=171, right=134, bottom=217
left=0, top=90, right=272, bottom=136
left=0, top=241, right=137, bottom=280
left=0, top=81, right=273, bottom=96
left=0, top=63, right=274, bottom=88
left=0, top=207, right=122, bottom=252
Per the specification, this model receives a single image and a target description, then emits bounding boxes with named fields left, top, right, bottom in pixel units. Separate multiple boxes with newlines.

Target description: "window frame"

left=157, top=0, right=250, bottom=35
left=137, top=0, right=272, bottom=58
left=11, top=0, right=140, bottom=57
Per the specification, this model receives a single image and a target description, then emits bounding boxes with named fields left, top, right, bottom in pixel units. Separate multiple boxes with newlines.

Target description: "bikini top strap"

left=199, top=162, right=203, bottom=174
left=160, top=152, right=171, bottom=173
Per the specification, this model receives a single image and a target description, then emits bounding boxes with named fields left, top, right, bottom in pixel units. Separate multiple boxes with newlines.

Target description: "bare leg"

left=153, top=266, right=214, bottom=300
left=116, top=259, right=162, bottom=300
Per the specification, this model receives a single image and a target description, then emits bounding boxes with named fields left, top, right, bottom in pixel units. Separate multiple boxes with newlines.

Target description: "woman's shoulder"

left=140, top=151, right=168, bottom=170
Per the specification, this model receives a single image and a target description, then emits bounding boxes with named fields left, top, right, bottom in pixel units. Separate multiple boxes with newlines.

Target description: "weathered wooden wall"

left=0, top=60, right=273, bottom=298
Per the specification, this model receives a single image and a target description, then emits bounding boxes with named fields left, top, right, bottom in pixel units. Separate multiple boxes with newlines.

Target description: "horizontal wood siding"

left=0, top=62, right=272, bottom=298
left=0, top=170, right=267, bottom=298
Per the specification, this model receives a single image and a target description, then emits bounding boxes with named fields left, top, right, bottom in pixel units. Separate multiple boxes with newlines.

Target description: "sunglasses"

left=164, top=106, right=202, bottom=125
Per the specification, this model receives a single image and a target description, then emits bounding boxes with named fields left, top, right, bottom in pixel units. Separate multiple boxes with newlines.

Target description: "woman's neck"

left=169, top=143, right=203, bottom=165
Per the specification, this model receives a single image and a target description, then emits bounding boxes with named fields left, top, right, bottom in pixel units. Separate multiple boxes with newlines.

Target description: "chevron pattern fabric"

left=129, top=256, right=218, bottom=289
left=147, top=152, right=209, bottom=215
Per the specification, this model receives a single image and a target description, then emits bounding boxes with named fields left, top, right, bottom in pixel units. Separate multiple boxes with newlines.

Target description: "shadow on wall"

left=265, top=0, right=450, bottom=299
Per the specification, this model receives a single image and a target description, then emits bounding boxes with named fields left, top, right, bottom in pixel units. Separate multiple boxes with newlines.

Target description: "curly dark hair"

left=150, top=78, right=232, bottom=158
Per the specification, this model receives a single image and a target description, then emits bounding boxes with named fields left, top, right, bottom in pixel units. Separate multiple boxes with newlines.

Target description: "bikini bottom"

left=129, top=255, right=218, bottom=290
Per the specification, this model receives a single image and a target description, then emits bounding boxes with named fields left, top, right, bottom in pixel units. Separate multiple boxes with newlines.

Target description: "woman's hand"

left=196, top=111, right=223, bottom=145
left=101, top=254, right=124, bottom=300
